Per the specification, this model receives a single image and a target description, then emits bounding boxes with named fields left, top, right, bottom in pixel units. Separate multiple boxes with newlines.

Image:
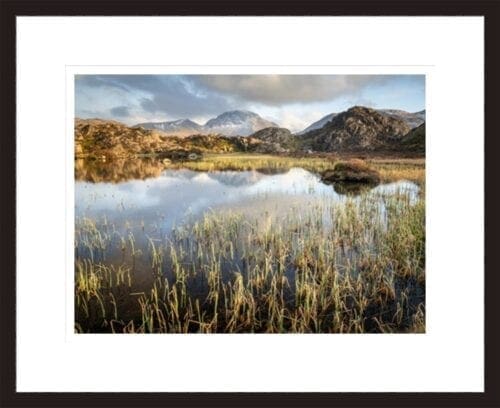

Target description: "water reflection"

left=76, top=163, right=420, bottom=235
left=76, top=158, right=290, bottom=184
left=75, top=158, right=166, bottom=183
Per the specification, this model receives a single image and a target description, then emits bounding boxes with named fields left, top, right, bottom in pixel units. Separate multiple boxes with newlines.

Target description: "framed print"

left=2, top=1, right=499, bottom=407
left=72, top=68, right=427, bottom=335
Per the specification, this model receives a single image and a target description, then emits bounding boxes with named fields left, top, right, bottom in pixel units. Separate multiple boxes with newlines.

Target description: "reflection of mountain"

left=163, top=169, right=268, bottom=187
left=206, top=171, right=266, bottom=187
left=255, top=168, right=290, bottom=175
left=162, top=169, right=199, bottom=181
left=76, top=162, right=421, bottom=230
left=75, top=158, right=167, bottom=183
left=77, top=158, right=295, bottom=187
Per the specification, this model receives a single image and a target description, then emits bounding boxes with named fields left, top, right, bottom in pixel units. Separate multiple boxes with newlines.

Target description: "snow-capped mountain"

left=135, top=119, right=203, bottom=136
left=297, top=113, right=338, bottom=135
left=204, top=110, right=278, bottom=136
left=135, top=110, right=277, bottom=137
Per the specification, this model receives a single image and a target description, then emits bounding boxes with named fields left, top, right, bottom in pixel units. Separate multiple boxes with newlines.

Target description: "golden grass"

left=168, top=153, right=335, bottom=173
left=75, top=190, right=425, bottom=334
left=170, top=153, right=425, bottom=184
left=75, top=153, right=425, bottom=333
left=369, top=158, right=425, bottom=185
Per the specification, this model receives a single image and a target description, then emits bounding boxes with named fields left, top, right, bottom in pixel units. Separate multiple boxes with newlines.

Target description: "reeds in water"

left=75, top=185, right=424, bottom=334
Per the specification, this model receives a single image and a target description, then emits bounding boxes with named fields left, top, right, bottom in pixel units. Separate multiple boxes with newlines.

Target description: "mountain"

left=400, top=122, right=425, bottom=153
left=204, top=110, right=278, bottom=136
left=378, top=109, right=425, bottom=129
left=301, top=106, right=411, bottom=152
left=297, top=113, right=338, bottom=135
left=299, top=109, right=424, bottom=135
left=75, top=118, right=290, bottom=159
left=76, top=107, right=425, bottom=159
left=135, top=110, right=278, bottom=137
left=135, top=119, right=203, bottom=136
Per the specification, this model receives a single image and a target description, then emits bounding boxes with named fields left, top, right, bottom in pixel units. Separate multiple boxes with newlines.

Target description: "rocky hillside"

left=298, top=109, right=424, bottom=135
left=75, top=118, right=169, bottom=158
left=301, top=106, right=411, bottom=152
left=249, top=127, right=298, bottom=152
left=297, top=113, right=338, bottom=135
left=76, top=107, right=425, bottom=159
left=400, top=122, right=425, bottom=153
left=75, top=118, right=291, bottom=159
left=379, top=109, right=425, bottom=129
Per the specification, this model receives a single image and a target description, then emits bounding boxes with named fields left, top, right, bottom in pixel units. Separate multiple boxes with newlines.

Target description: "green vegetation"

left=75, top=189, right=425, bottom=334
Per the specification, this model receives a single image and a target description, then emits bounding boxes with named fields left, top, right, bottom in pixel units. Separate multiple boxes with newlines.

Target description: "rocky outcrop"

left=75, top=118, right=168, bottom=158
left=249, top=127, right=298, bottom=153
left=75, top=118, right=287, bottom=158
left=302, top=106, right=411, bottom=152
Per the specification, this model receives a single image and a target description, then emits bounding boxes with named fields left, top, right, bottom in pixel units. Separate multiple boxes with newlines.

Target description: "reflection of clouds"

left=244, top=168, right=334, bottom=196
left=76, top=169, right=420, bottom=230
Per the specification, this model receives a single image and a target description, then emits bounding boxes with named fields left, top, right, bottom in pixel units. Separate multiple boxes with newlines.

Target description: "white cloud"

left=194, top=75, right=391, bottom=105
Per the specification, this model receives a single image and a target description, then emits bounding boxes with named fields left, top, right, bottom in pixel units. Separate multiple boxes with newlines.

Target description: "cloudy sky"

left=75, top=74, right=425, bottom=133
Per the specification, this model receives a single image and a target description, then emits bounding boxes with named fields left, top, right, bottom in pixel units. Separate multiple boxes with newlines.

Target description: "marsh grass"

left=168, top=154, right=336, bottom=174
left=76, top=153, right=425, bottom=187
left=169, top=154, right=425, bottom=185
left=370, top=158, right=425, bottom=185
left=75, top=186, right=425, bottom=334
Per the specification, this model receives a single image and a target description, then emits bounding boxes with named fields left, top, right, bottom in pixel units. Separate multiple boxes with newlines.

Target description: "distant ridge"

left=136, top=110, right=277, bottom=137
left=76, top=106, right=426, bottom=158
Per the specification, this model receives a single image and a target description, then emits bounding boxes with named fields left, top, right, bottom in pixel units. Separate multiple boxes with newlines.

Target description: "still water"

left=76, top=166, right=419, bottom=234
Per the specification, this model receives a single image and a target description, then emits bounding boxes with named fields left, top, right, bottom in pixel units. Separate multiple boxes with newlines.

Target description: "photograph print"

left=74, top=74, right=425, bottom=334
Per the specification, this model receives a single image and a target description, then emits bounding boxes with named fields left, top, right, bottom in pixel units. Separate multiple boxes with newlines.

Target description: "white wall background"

left=17, top=17, right=484, bottom=392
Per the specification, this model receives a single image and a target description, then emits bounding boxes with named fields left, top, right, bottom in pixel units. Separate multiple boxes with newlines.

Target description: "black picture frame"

left=1, top=1, right=498, bottom=407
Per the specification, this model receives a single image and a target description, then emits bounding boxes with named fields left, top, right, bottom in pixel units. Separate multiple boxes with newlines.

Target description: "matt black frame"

left=1, top=1, right=498, bottom=407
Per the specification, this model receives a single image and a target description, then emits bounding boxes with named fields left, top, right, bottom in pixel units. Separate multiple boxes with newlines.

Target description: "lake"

left=74, top=158, right=424, bottom=333
left=76, top=166, right=419, bottom=230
